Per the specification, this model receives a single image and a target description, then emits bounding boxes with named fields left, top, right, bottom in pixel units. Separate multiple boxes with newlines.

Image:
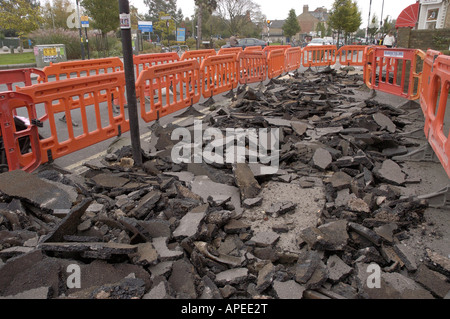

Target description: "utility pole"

left=76, top=0, right=85, bottom=60
left=366, top=0, right=372, bottom=44
left=118, top=0, right=143, bottom=167
left=380, top=0, right=385, bottom=30
left=85, top=27, right=90, bottom=59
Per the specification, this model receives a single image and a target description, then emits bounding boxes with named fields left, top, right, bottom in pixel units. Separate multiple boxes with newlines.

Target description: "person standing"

left=230, top=35, right=238, bottom=47
left=383, top=31, right=396, bottom=48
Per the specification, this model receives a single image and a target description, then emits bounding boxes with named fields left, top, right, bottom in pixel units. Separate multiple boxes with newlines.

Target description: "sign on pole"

left=138, top=21, right=153, bottom=33
left=120, top=13, right=131, bottom=29
left=177, top=28, right=186, bottom=42
left=81, top=15, right=89, bottom=28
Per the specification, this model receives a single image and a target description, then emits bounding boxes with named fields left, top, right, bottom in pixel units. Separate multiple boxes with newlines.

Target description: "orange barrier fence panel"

left=181, top=49, right=216, bottom=65
left=40, top=57, right=123, bottom=82
left=365, top=47, right=425, bottom=100
left=424, top=54, right=450, bottom=177
left=133, top=52, right=180, bottom=78
left=0, top=92, right=42, bottom=172
left=363, top=47, right=376, bottom=89
left=218, top=47, right=243, bottom=56
left=284, top=47, right=302, bottom=73
left=336, top=45, right=367, bottom=66
left=200, top=54, right=239, bottom=99
left=267, top=49, right=286, bottom=79
left=0, top=68, right=46, bottom=91
left=244, top=46, right=263, bottom=52
left=133, top=53, right=181, bottom=99
left=237, top=51, right=267, bottom=85
left=16, top=72, right=129, bottom=164
left=263, top=45, right=291, bottom=54
left=136, top=60, right=201, bottom=123
left=39, top=57, right=124, bottom=120
left=421, top=49, right=442, bottom=119
left=302, top=45, right=337, bottom=68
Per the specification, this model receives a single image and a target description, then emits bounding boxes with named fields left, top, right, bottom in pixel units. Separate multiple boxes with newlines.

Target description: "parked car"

left=307, top=38, right=328, bottom=46
left=221, top=38, right=268, bottom=50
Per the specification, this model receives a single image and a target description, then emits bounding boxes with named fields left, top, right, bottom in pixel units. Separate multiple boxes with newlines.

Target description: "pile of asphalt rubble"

left=1, top=67, right=449, bottom=299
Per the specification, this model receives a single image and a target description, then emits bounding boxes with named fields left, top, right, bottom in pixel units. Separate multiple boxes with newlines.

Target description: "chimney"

left=303, top=5, right=309, bottom=14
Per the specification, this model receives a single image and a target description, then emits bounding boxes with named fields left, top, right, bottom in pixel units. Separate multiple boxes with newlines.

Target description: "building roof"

left=269, top=20, right=285, bottom=29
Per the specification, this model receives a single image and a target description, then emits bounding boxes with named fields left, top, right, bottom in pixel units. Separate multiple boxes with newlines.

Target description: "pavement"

left=0, top=60, right=449, bottom=299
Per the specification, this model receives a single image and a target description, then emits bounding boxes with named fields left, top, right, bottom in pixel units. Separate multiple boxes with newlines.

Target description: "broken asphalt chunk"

left=173, top=204, right=208, bottom=240
left=312, top=148, right=333, bottom=170
left=348, top=222, right=382, bottom=246
left=0, top=170, right=75, bottom=213
left=300, top=220, right=349, bottom=251
left=375, top=160, right=405, bottom=185
left=233, top=163, right=262, bottom=201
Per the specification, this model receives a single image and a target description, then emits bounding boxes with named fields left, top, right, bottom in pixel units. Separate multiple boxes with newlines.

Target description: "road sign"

left=161, top=16, right=172, bottom=20
left=177, top=28, right=186, bottom=42
left=81, top=16, right=89, bottom=28
left=138, top=21, right=153, bottom=33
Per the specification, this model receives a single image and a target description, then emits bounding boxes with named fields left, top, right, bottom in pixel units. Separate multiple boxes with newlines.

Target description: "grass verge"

left=0, top=52, right=35, bottom=66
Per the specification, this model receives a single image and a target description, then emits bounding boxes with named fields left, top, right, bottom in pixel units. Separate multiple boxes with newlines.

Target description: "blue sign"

left=177, top=28, right=186, bottom=42
left=138, top=21, right=153, bottom=33
left=81, top=16, right=89, bottom=28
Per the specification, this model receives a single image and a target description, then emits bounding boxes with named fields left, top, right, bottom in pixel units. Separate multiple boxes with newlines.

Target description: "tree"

left=194, top=0, right=217, bottom=49
left=144, top=0, right=181, bottom=23
left=328, top=0, right=361, bottom=45
left=81, top=0, right=119, bottom=55
left=153, top=11, right=177, bottom=44
left=215, top=0, right=263, bottom=38
left=315, top=22, right=326, bottom=38
left=41, top=0, right=73, bottom=29
left=380, top=16, right=394, bottom=35
left=367, top=15, right=379, bottom=42
left=282, top=9, right=301, bottom=42
left=0, top=0, right=43, bottom=46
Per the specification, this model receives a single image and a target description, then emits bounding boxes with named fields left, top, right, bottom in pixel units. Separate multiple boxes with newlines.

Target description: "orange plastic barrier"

left=267, top=49, right=286, bottom=79
left=16, top=72, right=129, bottom=165
left=0, top=92, right=42, bottom=172
left=218, top=47, right=243, bottom=56
left=244, top=46, right=263, bottom=52
left=336, top=45, right=367, bottom=66
left=0, top=68, right=45, bottom=91
left=39, top=57, right=123, bottom=82
left=284, top=47, right=302, bottom=73
left=363, top=46, right=389, bottom=85
left=181, top=49, right=216, bottom=65
left=263, top=45, right=290, bottom=54
left=423, top=54, right=450, bottom=177
left=134, top=53, right=181, bottom=99
left=136, top=60, right=201, bottom=123
left=421, top=49, right=442, bottom=118
left=237, top=51, right=267, bottom=85
left=133, top=53, right=180, bottom=78
left=200, top=54, right=239, bottom=99
left=39, top=57, right=124, bottom=118
left=364, top=47, right=425, bottom=100
left=302, top=45, right=337, bottom=68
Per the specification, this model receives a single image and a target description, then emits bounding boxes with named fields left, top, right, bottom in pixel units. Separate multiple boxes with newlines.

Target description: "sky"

left=130, top=0, right=417, bottom=27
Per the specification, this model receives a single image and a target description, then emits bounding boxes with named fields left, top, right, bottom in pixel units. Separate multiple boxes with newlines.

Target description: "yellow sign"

left=43, top=48, right=57, bottom=56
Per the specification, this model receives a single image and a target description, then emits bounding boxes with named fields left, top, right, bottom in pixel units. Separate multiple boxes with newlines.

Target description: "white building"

left=417, top=0, right=449, bottom=29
